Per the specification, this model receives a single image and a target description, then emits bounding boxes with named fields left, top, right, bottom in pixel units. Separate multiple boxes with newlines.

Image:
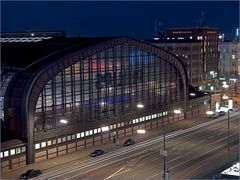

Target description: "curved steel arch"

left=10, top=37, right=188, bottom=164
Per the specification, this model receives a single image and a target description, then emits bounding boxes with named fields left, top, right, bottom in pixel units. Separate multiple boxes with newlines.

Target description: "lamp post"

left=227, top=109, right=230, bottom=151
left=160, top=109, right=181, bottom=180
left=174, top=109, right=181, bottom=121
left=160, top=128, right=170, bottom=180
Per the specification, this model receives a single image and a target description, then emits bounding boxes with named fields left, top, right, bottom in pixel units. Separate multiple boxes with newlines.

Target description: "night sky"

left=1, top=1, right=239, bottom=39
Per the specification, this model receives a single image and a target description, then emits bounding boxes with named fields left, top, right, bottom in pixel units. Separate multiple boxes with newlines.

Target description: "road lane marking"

left=104, top=166, right=125, bottom=180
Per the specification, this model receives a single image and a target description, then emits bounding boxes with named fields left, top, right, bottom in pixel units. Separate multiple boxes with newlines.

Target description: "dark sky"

left=1, top=1, right=239, bottom=39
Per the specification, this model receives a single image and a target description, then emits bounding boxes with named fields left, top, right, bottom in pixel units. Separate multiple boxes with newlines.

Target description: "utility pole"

left=161, top=128, right=170, bottom=180
left=227, top=109, right=230, bottom=151
left=163, top=128, right=166, bottom=173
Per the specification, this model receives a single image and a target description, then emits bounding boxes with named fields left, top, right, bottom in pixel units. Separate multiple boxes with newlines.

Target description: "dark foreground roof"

left=189, top=85, right=207, bottom=99
left=2, top=37, right=114, bottom=70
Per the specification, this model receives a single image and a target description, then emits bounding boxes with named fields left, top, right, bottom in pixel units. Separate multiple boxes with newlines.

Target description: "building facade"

left=219, top=41, right=240, bottom=79
left=149, top=39, right=202, bottom=87
left=2, top=36, right=191, bottom=169
left=166, top=28, right=220, bottom=81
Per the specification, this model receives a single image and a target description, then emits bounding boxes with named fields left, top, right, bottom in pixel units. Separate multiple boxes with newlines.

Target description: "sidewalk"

left=0, top=114, right=216, bottom=179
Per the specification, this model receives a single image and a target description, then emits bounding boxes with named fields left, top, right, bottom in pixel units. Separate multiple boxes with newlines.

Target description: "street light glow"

left=60, top=119, right=68, bottom=124
left=190, top=93, right=196, bottom=96
left=223, top=84, right=229, bottom=88
left=222, top=95, right=229, bottom=99
left=137, top=104, right=144, bottom=108
left=137, top=129, right=146, bottom=134
left=174, top=109, right=181, bottom=114
left=206, top=110, right=214, bottom=115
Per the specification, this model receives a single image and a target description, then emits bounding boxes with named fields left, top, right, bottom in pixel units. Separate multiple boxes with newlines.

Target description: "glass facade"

left=34, top=43, right=184, bottom=133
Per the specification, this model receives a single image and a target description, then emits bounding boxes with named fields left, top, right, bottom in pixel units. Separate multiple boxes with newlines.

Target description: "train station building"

left=1, top=32, right=209, bottom=171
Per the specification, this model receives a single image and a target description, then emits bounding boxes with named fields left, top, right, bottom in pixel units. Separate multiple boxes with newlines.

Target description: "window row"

left=0, top=146, right=26, bottom=158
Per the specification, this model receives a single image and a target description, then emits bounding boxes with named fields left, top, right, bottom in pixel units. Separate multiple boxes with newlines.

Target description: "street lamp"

left=137, top=129, right=146, bottom=134
left=174, top=108, right=182, bottom=121
left=137, top=103, right=144, bottom=108
left=206, top=110, right=214, bottom=115
left=160, top=128, right=170, bottom=180
left=60, top=119, right=68, bottom=124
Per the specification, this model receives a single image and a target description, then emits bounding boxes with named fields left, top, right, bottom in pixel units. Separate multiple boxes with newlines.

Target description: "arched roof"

left=5, top=37, right=188, bottom=139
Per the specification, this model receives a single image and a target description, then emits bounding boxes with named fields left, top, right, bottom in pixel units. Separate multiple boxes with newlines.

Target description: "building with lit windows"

left=166, top=28, right=220, bottom=81
left=219, top=41, right=240, bottom=79
left=1, top=33, right=209, bottom=171
left=148, top=38, right=203, bottom=87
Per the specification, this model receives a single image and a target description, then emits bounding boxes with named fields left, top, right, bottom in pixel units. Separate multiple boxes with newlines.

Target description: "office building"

left=219, top=41, right=240, bottom=79
left=166, top=28, right=220, bottom=81
left=148, top=38, right=203, bottom=87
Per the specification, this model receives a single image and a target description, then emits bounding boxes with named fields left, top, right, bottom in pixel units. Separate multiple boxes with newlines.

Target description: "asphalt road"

left=33, top=111, right=240, bottom=180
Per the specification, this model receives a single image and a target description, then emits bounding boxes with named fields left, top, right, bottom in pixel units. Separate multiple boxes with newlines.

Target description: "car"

left=209, top=113, right=219, bottom=119
left=89, top=149, right=105, bottom=157
left=20, top=169, right=41, bottom=179
left=218, top=111, right=225, bottom=116
left=123, top=138, right=135, bottom=146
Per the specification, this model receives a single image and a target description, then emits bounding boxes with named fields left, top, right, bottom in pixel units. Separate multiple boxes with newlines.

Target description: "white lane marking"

left=104, top=166, right=125, bottom=180
left=168, top=154, right=185, bottom=163
left=170, top=144, right=225, bottom=170
left=136, top=162, right=145, bottom=168
left=151, top=157, right=159, bottom=162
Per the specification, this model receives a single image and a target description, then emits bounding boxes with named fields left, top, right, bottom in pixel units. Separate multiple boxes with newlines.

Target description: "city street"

left=24, top=111, right=239, bottom=180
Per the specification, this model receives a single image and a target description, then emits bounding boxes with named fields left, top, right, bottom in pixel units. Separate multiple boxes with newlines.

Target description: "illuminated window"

left=48, top=140, right=52, bottom=146
left=136, top=119, right=139, bottom=123
left=146, top=116, right=149, bottom=120
left=98, top=128, right=101, bottom=133
left=232, top=55, right=236, bottom=59
left=67, top=136, right=71, bottom=141
left=140, top=118, right=142, bottom=122
left=52, top=139, right=56, bottom=145
left=57, top=138, right=61, bottom=143
left=21, top=146, right=26, bottom=153
left=85, top=131, right=89, bottom=136
left=41, top=142, right=46, bottom=148
left=62, top=137, right=66, bottom=142
left=16, top=147, right=21, bottom=154
left=4, top=151, right=9, bottom=157
left=113, top=124, right=116, bottom=128
left=76, top=133, right=80, bottom=138
left=35, top=144, right=40, bottom=149
left=133, top=119, right=136, bottom=124
left=10, top=149, right=15, bottom=155
left=89, top=130, right=93, bottom=135
left=0, top=152, right=3, bottom=158
left=121, top=122, right=124, bottom=126
left=72, top=134, right=75, bottom=140
left=94, top=129, right=98, bottom=134
left=81, top=132, right=85, bottom=137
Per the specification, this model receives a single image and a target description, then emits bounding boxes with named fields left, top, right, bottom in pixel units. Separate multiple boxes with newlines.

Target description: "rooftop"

left=1, top=36, right=114, bottom=70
